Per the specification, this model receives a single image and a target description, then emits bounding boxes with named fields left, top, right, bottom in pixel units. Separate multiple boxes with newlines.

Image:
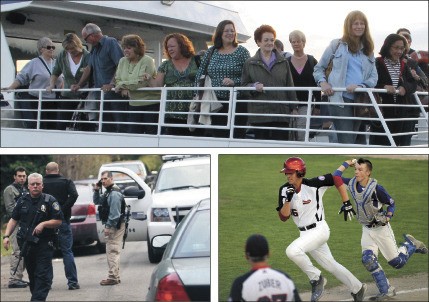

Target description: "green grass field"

left=218, top=155, right=428, bottom=300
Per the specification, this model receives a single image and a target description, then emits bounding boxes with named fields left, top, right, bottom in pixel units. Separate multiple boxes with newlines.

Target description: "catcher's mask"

left=280, top=157, right=306, bottom=177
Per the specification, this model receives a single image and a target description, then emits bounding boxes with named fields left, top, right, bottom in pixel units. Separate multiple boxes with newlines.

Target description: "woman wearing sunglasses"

left=2, top=37, right=63, bottom=129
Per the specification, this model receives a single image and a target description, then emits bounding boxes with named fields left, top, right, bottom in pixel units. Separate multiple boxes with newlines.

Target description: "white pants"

left=286, top=220, right=362, bottom=294
left=361, top=223, right=405, bottom=261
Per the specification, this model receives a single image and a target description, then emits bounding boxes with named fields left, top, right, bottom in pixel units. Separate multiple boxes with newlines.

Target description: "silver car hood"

left=171, top=257, right=210, bottom=285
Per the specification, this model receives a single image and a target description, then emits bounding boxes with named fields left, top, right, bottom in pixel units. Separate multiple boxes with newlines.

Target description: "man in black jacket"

left=43, top=162, right=80, bottom=290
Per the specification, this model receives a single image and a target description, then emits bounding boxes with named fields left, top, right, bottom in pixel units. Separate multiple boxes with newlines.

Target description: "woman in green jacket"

left=241, top=24, right=298, bottom=140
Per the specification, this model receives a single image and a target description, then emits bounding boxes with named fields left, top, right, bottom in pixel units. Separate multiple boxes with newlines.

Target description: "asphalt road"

left=1, top=241, right=157, bottom=301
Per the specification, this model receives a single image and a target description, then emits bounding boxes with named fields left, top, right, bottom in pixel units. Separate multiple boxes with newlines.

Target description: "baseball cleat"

left=369, top=286, right=396, bottom=301
left=310, top=275, right=327, bottom=302
left=404, top=234, right=428, bottom=254
left=351, top=283, right=367, bottom=302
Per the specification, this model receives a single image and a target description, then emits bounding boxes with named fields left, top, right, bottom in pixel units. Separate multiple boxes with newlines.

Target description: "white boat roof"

left=1, top=0, right=251, bottom=42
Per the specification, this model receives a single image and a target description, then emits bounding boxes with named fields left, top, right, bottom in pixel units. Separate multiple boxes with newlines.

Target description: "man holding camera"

left=93, top=171, right=126, bottom=286
left=3, top=173, right=63, bottom=301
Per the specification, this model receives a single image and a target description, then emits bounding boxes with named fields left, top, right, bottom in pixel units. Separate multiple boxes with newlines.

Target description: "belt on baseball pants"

left=298, top=223, right=316, bottom=231
left=365, top=222, right=386, bottom=228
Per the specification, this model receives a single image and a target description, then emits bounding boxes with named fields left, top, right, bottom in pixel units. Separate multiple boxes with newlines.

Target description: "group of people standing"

left=2, top=10, right=427, bottom=145
left=2, top=163, right=127, bottom=301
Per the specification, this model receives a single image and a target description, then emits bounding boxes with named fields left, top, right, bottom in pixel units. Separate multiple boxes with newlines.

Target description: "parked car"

left=147, top=155, right=210, bottom=263
left=70, top=179, right=104, bottom=252
left=146, top=198, right=210, bottom=302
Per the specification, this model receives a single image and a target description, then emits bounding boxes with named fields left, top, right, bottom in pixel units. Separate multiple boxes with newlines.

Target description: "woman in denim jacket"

left=313, top=10, right=378, bottom=144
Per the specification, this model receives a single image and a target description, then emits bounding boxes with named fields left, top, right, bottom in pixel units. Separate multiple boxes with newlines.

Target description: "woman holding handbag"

left=313, top=10, right=378, bottom=144
left=194, top=19, right=250, bottom=138
left=369, top=34, right=418, bottom=146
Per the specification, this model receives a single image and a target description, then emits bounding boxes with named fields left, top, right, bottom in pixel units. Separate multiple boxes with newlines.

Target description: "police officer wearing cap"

left=3, top=173, right=63, bottom=302
left=228, top=234, right=301, bottom=302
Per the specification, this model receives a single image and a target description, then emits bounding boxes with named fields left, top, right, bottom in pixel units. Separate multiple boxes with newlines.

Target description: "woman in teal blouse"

left=195, top=20, right=250, bottom=138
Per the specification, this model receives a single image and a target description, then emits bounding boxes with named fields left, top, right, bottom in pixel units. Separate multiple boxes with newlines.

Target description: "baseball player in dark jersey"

left=277, top=157, right=366, bottom=302
left=333, top=158, right=428, bottom=301
left=228, top=234, right=301, bottom=302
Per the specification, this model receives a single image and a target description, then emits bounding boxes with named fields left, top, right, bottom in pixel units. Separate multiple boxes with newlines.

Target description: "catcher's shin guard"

left=362, top=250, right=389, bottom=294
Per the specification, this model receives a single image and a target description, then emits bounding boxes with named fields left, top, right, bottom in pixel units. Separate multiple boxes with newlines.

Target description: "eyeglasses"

left=29, top=183, right=42, bottom=186
left=84, top=33, right=93, bottom=42
left=45, top=46, right=56, bottom=50
left=391, top=46, right=405, bottom=51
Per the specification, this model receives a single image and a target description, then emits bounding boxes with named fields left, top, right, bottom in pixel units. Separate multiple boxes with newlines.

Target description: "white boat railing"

left=1, top=86, right=428, bottom=147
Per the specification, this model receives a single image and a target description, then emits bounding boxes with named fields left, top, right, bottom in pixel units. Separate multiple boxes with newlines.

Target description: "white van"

left=96, top=166, right=153, bottom=247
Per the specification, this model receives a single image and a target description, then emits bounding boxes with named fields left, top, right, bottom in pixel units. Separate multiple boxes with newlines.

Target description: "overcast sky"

left=215, top=1, right=428, bottom=60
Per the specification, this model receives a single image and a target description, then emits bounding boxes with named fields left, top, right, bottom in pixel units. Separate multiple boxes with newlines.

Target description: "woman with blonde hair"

left=47, top=33, right=90, bottom=130
left=313, top=10, right=378, bottom=144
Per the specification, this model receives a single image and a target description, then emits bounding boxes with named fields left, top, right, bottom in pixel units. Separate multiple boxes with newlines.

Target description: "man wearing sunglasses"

left=3, top=173, right=63, bottom=301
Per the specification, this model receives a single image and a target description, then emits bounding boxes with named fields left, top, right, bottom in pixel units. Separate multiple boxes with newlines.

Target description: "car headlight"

left=151, top=208, right=171, bottom=222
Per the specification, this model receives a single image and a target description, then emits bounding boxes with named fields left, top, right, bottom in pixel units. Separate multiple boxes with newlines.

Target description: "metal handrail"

left=1, top=86, right=428, bottom=147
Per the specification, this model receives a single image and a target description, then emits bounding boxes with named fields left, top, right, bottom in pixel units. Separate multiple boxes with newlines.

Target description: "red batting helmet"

left=280, top=157, right=306, bottom=177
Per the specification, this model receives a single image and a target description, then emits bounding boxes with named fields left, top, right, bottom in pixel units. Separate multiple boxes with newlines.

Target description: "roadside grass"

left=218, top=155, right=428, bottom=300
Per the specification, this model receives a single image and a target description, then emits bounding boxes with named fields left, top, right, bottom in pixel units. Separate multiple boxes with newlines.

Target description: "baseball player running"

left=333, top=158, right=428, bottom=301
left=277, top=157, right=366, bottom=302
left=228, top=234, right=301, bottom=302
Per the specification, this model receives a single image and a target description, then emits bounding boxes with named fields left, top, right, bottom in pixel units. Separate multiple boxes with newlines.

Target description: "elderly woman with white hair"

left=2, top=37, right=63, bottom=129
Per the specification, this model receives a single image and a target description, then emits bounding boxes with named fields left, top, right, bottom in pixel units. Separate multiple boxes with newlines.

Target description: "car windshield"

left=155, top=163, right=210, bottom=192
left=173, top=210, right=210, bottom=258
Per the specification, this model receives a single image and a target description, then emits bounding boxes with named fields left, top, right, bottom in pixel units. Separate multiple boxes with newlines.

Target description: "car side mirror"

left=123, top=186, right=145, bottom=199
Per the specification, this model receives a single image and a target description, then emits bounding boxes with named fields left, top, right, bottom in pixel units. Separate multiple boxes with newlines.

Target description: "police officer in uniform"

left=3, top=166, right=29, bottom=288
left=93, top=170, right=126, bottom=286
left=43, top=162, right=80, bottom=290
left=3, top=173, right=63, bottom=302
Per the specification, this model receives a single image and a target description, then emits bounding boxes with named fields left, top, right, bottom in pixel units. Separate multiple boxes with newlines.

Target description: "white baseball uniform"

left=278, top=174, right=362, bottom=294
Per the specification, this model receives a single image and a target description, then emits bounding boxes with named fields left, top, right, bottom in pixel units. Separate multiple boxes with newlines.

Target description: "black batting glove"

left=286, top=185, right=295, bottom=202
left=338, top=200, right=356, bottom=221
